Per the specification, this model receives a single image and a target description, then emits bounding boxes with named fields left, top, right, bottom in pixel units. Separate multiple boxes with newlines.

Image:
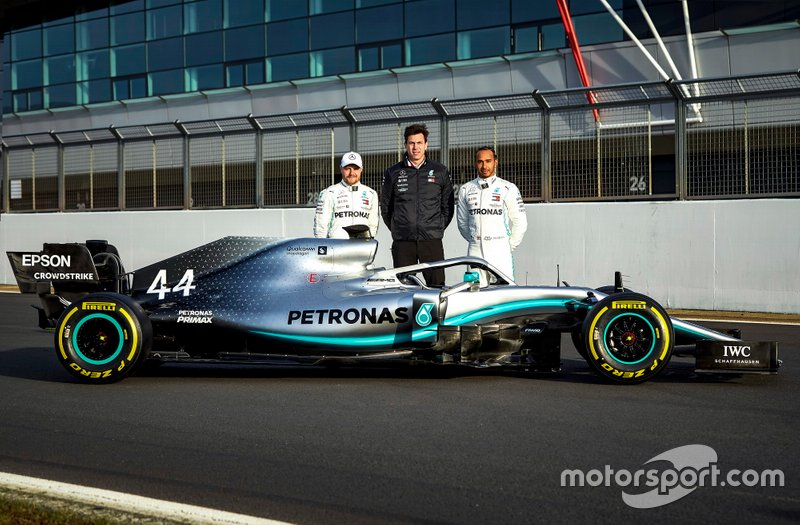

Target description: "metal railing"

left=2, top=70, right=799, bottom=213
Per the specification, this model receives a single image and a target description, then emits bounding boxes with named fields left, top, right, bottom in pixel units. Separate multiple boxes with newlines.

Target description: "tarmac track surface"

left=0, top=292, right=797, bottom=524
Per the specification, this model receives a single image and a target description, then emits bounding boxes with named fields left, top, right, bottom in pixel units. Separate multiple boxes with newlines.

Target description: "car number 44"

left=146, top=269, right=196, bottom=300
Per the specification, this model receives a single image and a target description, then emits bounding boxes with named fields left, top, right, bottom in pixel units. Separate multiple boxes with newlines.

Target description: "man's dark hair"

left=476, top=145, right=497, bottom=159
left=404, top=123, right=429, bottom=143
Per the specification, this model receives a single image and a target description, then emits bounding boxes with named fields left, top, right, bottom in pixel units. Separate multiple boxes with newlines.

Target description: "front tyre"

left=581, top=292, right=673, bottom=384
left=54, top=293, right=152, bottom=383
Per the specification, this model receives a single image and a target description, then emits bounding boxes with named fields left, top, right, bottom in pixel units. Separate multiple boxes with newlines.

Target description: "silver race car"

left=7, top=235, right=779, bottom=383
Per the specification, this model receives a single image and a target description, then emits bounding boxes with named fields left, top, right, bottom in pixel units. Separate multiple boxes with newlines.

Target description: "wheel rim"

left=72, top=313, right=125, bottom=366
left=602, top=312, right=656, bottom=365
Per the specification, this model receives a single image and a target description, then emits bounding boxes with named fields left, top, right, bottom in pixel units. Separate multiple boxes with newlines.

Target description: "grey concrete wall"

left=2, top=199, right=798, bottom=313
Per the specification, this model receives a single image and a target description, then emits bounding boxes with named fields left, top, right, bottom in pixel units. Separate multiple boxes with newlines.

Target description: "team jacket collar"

left=476, top=174, right=497, bottom=188
left=339, top=180, right=359, bottom=191
left=404, top=155, right=427, bottom=169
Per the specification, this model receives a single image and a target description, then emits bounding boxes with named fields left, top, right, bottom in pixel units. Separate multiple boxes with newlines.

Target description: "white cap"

left=340, top=151, right=363, bottom=169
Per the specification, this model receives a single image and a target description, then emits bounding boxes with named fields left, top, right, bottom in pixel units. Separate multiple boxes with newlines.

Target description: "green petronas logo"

left=415, top=303, right=434, bottom=327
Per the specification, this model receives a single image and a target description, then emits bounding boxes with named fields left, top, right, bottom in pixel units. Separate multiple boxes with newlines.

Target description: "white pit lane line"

left=0, top=472, right=292, bottom=525
left=678, top=317, right=800, bottom=326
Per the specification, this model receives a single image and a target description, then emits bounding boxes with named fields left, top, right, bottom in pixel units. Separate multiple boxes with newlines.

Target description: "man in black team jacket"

left=380, top=123, right=455, bottom=286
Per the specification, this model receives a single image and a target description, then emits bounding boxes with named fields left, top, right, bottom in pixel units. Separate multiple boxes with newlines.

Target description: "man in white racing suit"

left=314, top=151, right=380, bottom=239
left=457, top=146, right=528, bottom=282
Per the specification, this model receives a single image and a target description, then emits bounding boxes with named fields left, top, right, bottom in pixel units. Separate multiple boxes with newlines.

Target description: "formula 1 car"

left=7, top=235, right=779, bottom=384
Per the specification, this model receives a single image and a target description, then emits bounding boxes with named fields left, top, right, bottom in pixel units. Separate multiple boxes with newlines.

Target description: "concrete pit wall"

left=1, top=199, right=798, bottom=313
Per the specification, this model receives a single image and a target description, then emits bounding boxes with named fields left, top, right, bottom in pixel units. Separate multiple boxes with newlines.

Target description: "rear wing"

left=7, top=243, right=100, bottom=293
left=6, top=240, right=127, bottom=328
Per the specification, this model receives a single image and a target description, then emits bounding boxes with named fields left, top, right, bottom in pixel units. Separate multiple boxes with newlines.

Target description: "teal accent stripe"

left=674, top=324, right=710, bottom=339
left=443, top=299, right=571, bottom=326
left=250, top=324, right=438, bottom=347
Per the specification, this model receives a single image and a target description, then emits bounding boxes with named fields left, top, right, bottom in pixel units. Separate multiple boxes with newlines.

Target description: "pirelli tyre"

left=581, top=292, right=674, bottom=384
left=54, top=293, right=152, bottom=383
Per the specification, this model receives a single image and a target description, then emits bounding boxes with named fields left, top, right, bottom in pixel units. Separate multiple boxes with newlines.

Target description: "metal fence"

left=680, top=74, right=800, bottom=198
left=2, top=71, right=799, bottom=213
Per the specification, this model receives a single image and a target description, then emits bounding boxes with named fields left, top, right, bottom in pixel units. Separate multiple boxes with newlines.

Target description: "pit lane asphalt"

left=0, top=292, right=797, bottom=524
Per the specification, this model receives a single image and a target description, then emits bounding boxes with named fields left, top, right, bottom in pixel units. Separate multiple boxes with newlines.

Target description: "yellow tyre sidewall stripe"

left=57, top=307, right=80, bottom=360
left=119, top=307, right=139, bottom=361
left=650, top=305, right=671, bottom=361
left=587, top=306, right=608, bottom=361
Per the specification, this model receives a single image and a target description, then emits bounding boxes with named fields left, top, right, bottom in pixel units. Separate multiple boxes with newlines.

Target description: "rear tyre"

left=581, top=292, right=673, bottom=384
left=54, top=293, right=151, bottom=383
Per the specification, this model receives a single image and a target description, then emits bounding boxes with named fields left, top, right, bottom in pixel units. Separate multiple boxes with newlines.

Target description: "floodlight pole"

left=247, top=114, right=264, bottom=208
left=174, top=120, right=191, bottom=210
left=634, top=0, right=682, bottom=80
left=50, top=131, right=65, bottom=211
left=109, top=125, right=125, bottom=210
left=682, top=0, right=701, bottom=97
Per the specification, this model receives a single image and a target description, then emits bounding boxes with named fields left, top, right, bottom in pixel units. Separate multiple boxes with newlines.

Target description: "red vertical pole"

left=556, top=0, right=599, bottom=121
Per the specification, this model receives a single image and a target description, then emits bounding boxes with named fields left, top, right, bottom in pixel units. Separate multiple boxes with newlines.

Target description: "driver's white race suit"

left=456, top=174, right=527, bottom=280
left=314, top=180, right=380, bottom=239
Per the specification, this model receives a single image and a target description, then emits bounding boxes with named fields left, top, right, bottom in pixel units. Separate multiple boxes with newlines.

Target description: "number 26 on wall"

left=629, top=175, right=647, bottom=192
left=146, top=269, right=196, bottom=300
